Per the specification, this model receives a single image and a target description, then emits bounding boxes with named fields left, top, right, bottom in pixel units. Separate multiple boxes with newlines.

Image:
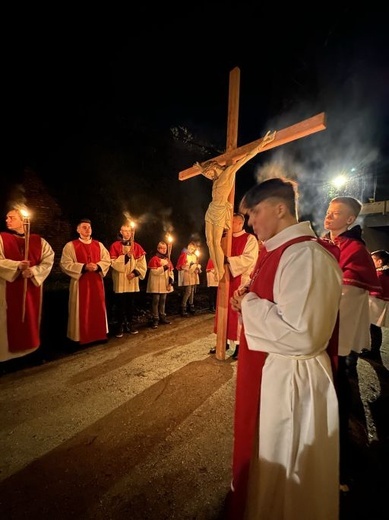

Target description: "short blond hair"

left=330, top=196, right=362, bottom=217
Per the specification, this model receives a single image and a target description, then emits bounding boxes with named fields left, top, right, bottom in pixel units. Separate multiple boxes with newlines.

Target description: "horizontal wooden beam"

left=179, top=112, right=326, bottom=181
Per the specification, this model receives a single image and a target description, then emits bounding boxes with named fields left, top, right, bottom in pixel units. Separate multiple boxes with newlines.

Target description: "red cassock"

left=214, top=233, right=251, bottom=341
left=2, top=233, right=43, bottom=352
left=229, top=236, right=339, bottom=519
left=72, top=240, right=108, bottom=345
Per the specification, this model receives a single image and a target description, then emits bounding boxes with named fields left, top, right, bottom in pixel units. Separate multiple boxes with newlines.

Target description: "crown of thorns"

left=195, top=160, right=223, bottom=174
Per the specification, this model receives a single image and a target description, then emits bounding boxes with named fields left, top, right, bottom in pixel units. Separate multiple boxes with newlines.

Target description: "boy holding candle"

left=146, top=240, right=174, bottom=329
left=176, top=241, right=202, bottom=316
left=109, top=221, right=147, bottom=337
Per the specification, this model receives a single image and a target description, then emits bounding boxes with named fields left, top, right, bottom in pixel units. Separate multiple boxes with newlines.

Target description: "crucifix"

left=179, top=67, right=326, bottom=360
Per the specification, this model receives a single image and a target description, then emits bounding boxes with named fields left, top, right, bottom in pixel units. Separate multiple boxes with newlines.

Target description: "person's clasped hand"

left=230, top=287, right=248, bottom=313
left=85, top=262, right=98, bottom=272
left=18, top=260, right=30, bottom=271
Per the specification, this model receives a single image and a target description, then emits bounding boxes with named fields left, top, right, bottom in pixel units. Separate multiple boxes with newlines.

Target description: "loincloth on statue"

left=205, top=201, right=232, bottom=229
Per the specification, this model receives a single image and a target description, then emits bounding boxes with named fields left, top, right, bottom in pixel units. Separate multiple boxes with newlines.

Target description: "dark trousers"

left=208, top=286, right=217, bottom=310
left=370, top=323, right=382, bottom=352
left=115, top=292, right=135, bottom=326
left=151, top=293, right=167, bottom=319
left=181, top=285, right=195, bottom=307
left=337, top=355, right=353, bottom=483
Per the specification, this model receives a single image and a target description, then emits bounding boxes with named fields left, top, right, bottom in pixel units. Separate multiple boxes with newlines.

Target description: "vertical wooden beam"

left=215, top=67, right=240, bottom=360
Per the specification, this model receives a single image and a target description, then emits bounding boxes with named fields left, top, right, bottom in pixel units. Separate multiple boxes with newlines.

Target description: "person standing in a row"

left=60, top=218, right=111, bottom=345
left=364, top=249, right=389, bottom=357
left=323, top=196, right=380, bottom=492
left=176, top=241, right=201, bottom=316
left=146, top=240, right=174, bottom=328
left=109, top=222, right=147, bottom=337
left=0, top=207, right=54, bottom=362
left=229, top=177, right=342, bottom=520
left=209, top=213, right=258, bottom=358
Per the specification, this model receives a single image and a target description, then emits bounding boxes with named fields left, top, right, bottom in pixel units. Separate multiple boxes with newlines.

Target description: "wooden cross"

left=179, top=67, right=326, bottom=360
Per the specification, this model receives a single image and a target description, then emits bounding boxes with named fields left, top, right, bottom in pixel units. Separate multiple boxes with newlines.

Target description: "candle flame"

left=130, top=221, right=136, bottom=229
left=167, top=234, right=173, bottom=244
left=20, top=209, right=30, bottom=219
left=195, top=249, right=200, bottom=257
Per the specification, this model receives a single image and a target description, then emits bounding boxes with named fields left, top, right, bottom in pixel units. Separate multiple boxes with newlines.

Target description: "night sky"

left=2, top=5, right=388, bottom=255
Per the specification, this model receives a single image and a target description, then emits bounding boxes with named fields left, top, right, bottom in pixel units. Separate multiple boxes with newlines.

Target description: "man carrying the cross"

left=198, top=130, right=275, bottom=283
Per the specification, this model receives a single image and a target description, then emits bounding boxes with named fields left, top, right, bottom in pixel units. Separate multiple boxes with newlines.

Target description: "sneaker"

left=152, top=320, right=158, bottom=329
left=210, top=343, right=230, bottom=355
left=115, top=326, right=124, bottom=338
left=129, top=327, right=139, bottom=335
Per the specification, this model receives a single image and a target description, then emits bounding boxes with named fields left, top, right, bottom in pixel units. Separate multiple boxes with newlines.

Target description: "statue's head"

left=196, top=161, right=224, bottom=181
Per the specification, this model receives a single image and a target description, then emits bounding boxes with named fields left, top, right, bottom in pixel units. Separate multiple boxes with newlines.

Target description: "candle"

left=20, top=209, right=30, bottom=236
left=167, top=234, right=173, bottom=259
left=130, top=221, right=136, bottom=242
left=20, top=209, right=31, bottom=322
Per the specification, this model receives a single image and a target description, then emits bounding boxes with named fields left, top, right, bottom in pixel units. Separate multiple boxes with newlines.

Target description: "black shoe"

left=159, top=317, right=171, bottom=325
left=151, top=319, right=158, bottom=329
left=232, top=345, right=239, bottom=359
left=129, top=326, right=139, bottom=335
left=360, top=348, right=380, bottom=359
left=188, top=305, right=195, bottom=315
left=209, top=347, right=216, bottom=354
left=115, top=325, right=124, bottom=338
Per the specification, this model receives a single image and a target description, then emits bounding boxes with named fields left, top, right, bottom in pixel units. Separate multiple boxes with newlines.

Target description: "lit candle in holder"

left=20, top=209, right=31, bottom=322
left=130, top=221, right=136, bottom=242
left=20, top=209, right=31, bottom=237
left=167, top=234, right=173, bottom=260
left=195, top=248, right=200, bottom=259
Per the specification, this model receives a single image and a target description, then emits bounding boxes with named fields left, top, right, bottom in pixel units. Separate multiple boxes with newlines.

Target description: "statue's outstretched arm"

left=231, top=130, right=276, bottom=172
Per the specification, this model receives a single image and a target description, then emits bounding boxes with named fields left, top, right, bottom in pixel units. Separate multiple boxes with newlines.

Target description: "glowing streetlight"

left=331, top=175, right=348, bottom=189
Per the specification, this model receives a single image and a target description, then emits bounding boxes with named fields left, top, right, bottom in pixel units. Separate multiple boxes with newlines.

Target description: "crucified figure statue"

left=199, top=129, right=276, bottom=282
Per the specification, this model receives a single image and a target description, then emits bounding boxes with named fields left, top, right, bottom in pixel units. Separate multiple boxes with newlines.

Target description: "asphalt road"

left=0, top=310, right=388, bottom=519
